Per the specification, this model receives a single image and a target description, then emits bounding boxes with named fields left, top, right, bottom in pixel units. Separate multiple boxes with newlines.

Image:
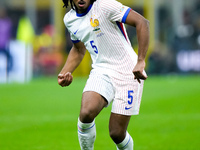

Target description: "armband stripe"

left=122, top=8, right=132, bottom=23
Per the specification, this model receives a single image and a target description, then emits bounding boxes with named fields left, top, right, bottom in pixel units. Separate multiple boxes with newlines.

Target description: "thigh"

left=79, top=91, right=108, bottom=123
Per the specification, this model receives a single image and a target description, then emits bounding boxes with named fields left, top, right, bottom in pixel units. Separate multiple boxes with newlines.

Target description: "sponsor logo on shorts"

left=125, top=106, right=132, bottom=110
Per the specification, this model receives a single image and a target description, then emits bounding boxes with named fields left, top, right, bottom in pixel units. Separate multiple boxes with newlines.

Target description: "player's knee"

left=109, top=127, right=126, bottom=144
left=79, top=108, right=95, bottom=123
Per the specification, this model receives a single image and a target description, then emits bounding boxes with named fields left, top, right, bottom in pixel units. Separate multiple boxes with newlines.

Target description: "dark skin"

left=58, top=0, right=149, bottom=144
left=72, top=0, right=91, bottom=14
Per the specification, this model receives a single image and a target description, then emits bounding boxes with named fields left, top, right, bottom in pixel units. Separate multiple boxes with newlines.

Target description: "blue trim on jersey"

left=71, top=40, right=80, bottom=43
left=76, top=4, right=93, bottom=17
left=122, top=8, right=132, bottom=23
left=116, top=22, right=127, bottom=41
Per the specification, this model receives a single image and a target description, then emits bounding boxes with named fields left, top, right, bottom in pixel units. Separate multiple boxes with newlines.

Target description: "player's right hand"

left=58, top=72, right=73, bottom=87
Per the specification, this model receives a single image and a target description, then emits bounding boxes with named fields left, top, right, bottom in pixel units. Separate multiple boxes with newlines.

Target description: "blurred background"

left=0, top=1, right=200, bottom=150
left=0, top=0, right=200, bottom=83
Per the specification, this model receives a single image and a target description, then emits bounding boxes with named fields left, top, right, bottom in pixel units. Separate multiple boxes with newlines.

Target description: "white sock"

left=116, top=132, right=134, bottom=150
left=77, top=118, right=96, bottom=150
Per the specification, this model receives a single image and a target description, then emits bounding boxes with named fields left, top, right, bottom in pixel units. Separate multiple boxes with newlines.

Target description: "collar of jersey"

left=76, top=4, right=92, bottom=17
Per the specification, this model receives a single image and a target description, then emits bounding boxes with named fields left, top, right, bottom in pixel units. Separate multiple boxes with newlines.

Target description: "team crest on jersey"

left=90, top=16, right=104, bottom=37
left=90, top=18, right=100, bottom=31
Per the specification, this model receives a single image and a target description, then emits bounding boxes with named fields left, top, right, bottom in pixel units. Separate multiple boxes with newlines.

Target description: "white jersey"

left=64, top=0, right=138, bottom=78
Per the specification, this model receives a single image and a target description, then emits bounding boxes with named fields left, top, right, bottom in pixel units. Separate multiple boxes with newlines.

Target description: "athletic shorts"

left=83, top=70, right=144, bottom=116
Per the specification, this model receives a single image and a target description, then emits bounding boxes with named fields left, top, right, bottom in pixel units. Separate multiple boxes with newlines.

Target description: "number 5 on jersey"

left=90, top=40, right=98, bottom=54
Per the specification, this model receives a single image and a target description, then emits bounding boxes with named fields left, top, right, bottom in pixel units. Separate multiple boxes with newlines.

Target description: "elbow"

left=136, top=18, right=150, bottom=29
left=143, top=18, right=150, bottom=28
left=141, top=19, right=150, bottom=33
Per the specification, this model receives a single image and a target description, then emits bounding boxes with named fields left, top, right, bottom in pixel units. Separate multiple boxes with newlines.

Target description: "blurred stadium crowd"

left=0, top=0, right=200, bottom=83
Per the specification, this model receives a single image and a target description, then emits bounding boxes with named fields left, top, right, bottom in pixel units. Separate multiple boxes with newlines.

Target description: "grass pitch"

left=0, top=75, right=200, bottom=150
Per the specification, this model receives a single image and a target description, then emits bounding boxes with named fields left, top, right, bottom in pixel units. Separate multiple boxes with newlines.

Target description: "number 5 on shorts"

left=128, top=90, right=134, bottom=105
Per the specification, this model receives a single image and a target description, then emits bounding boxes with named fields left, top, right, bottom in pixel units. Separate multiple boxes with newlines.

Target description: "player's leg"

left=109, top=76, right=144, bottom=149
left=109, top=113, right=133, bottom=150
left=78, top=91, right=107, bottom=150
left=79, top=91, right=107, bottom=123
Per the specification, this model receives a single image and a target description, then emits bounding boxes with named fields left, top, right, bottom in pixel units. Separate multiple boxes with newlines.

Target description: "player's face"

left=73, top=0, right=91, bottom=14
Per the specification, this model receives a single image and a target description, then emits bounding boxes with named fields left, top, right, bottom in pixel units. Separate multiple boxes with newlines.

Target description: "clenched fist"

left=58, top=72, right=73, bottom=87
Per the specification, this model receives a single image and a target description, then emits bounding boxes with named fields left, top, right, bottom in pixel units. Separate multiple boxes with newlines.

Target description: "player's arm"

left=58, top=41, right=86, bottom=87
left=125, top=10, right=150, bottom=83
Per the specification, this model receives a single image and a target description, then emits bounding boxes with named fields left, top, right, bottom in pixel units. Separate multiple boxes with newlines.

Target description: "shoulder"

left=93, top=0, right=113, bottom=10
left=63, top=9, right=76, bottom=27
left=98, top=0, right=126, bottom=15
left=99, top=0, right=123, bottom=8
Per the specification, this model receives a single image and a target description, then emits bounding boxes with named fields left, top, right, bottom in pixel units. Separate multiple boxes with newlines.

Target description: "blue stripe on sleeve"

left=122, top=8, right=132, bottom=23
left=71, top=40, right=80, bottom=43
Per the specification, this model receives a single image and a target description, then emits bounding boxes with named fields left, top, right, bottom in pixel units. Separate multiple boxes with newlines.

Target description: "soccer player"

left=58, top=0, right=149, bottom=149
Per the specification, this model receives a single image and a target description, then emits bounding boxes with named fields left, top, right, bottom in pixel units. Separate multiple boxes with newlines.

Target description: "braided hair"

left=62, top=0, right=72, bottom=8
left=62, top=0, right=97, bottom=9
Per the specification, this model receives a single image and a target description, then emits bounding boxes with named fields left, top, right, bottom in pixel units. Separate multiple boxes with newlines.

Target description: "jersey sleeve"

left=69, top=31, right=80, bottom=43
left=100, top=0, right=131, bottom=23
left=63, top=12, right=80, bottom=43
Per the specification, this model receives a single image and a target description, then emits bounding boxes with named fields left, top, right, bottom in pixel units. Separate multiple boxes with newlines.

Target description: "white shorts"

left=83, top=70, right=144, bottom=116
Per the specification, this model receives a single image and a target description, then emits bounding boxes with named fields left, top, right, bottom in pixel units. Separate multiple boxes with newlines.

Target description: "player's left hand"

left=132, top=60, right=148, bottom=83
